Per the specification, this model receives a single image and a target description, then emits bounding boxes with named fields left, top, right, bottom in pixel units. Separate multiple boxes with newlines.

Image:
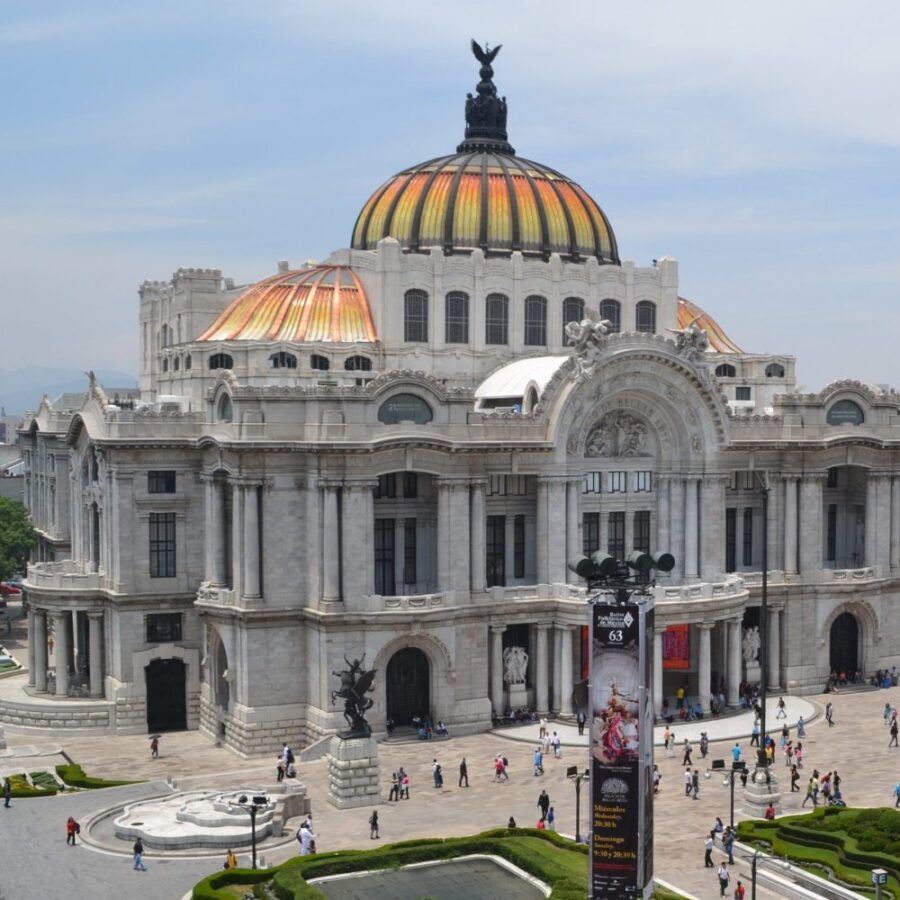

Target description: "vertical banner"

left=590, top=599, right=654, bottom=899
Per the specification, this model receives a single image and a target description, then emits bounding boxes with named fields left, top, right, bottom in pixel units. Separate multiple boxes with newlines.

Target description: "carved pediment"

left=585, top=411, right=652, bottom=458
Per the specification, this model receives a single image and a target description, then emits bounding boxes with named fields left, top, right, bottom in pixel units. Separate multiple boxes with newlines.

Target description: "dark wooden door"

left=829, top=612, right=859, bottom=675
left=386, top=647, right=429, bottom=726
left=145, top=658, right=187, bottom=732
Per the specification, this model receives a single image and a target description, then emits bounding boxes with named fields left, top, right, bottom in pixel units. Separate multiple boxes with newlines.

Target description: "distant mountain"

left=0, top=367, right=138, bottom=417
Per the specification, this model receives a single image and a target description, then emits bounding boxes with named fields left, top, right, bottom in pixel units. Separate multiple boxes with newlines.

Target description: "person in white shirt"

left=297, top=821, right=316, bottom=856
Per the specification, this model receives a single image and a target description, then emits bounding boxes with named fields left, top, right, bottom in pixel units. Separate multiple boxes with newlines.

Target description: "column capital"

left=86, top=610, right=104, bottom=621
left=343, top=477, right=379, bottom=492
left=436, top=476, right=473, bottom=491
left=780, top=472, right=801, bottom=483
left=534, top=623, right=552, bottom=632
left=703, top=473, right=731, bottom=485
left=490, top=624, right=507, bottom=635
left=799, top=472, right=828, bottom=484
left=536, top=475, right=570, bottom=486
left=696, top=622, right=715, bottom=632
left=868, top=470, right=895, bottom=481
left=653, top=624, right=668, bottom=635
left=318, top=477, right=344, bottom=490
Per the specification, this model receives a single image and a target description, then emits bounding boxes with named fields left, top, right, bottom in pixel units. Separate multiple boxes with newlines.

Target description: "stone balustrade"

left=195, top=583, right=237, bottom=607
left=26, top=561, right=104, bottom=592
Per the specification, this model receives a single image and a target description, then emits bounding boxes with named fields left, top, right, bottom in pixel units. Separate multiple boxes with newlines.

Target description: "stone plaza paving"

left=0, top=683, right=897, bottom=899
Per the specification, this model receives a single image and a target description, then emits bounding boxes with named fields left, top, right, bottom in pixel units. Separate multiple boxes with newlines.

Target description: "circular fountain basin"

left=113, top=789, right=276, bottom=850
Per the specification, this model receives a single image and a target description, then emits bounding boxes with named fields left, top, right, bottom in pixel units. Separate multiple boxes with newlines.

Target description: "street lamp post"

left=751, top=846, right=790, bottom=900
left=757, top=475, right=770, bottom=774
left=567, top=766, right=589, bottom=843
left=238, top=794, right=269, bottom=869
left=726, top=761, right=747, bottom=830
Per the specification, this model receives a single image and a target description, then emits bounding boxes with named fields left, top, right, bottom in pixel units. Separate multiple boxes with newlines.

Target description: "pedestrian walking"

left=684, top=767, right=692, bottom=796
left=797, top=716, right=806, bottom=738
left=776, top=697, right=786, bottom=719
left=750, top=721, right=760, bottom=747
left=663, top=726, right=671, bottom=751
left=150, top=736, right=159, bottom=758
left=459, top=757, right=468, bottom=787
left=432, top=759, right=443, bottom=788
left=652, top=764, right=661, bottom=794
left=704, top=832, right=714, bottom=867
left=297, top=820, right=316, bottom=855
left=790, top=764, right=800, bottom=792
left=133, top=838, right=147, bottom=871
left=533, top=746, right=544, bottom=776
left=551, top=731, right=562, bottom=759
left=66, top=816, right=79, bottom=846
left=895, top=782, right=900, bottom=808
left=667, top=730, right=676, bottom=758
left=682, top=739, right=693, bottom=766
left=734, top=879, right=746, bottom=900
left=369, top=810, right=379, bottom=839
left=224, top=849, right=238, bottom=869
left=400, top=768, right=410, bottom=799
left=3, top=777, right=10, bottom=809
left=691, top=769, right=700, bottom=800
left=539, top=717, right=548, bottom=739
left=576, top=710, right=586, bottom=736
left=825, top=701, right=835, bottom=726
left=731, top=743, right=741, bottom=763
left=795, top=742, right=803, bottom=769
left=722, top=827, right=735, bottom=864
left=884, top=702, right=892, bottom=725
left=717, top=861, right=730, bottom=897
left=538, top=789, right=550, bottom=820
left=833, top=771, right=841, bottom=793
left=276, top=755, right=285, bottom=783
left=547, top=807, right=555, bottom=831
left=389, top=772, right=400, bottom=801
left=802, top=776, right=818, bottom=808
left=699, top=732, right=709, bottom=759
left=889, top=719, right=898, bottom=748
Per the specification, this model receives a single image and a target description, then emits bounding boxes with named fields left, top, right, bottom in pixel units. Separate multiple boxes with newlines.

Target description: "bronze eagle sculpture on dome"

left=471, top=39, right=501, bottom=65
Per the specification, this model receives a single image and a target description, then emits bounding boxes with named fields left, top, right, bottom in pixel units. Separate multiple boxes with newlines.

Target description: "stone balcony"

left=195, top=583, right=237, bottom=608
left=26, top=560, right=105, bottom=592
left=740, top=565, right=883, bottom=586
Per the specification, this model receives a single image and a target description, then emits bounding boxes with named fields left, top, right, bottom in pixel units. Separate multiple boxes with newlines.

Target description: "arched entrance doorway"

left=145, top=658, right=187, bottom=732
left=829, top=612, right=859, bottom=675
left=386, top=647, right=430, bottom=726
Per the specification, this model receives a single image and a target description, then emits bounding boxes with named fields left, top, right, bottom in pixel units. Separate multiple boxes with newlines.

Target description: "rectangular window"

left=375, top=473, right=396, bottom=499
left=514, top=515, right=525, bottom=579
left=403, top=472, right=418, bottom=498
left=582, top=512, right=601, bottom=556
left=827, top=468, right=838, bottom=488
left=725, top=507, right=736, bottom=573
left=148, top=470, right=176, bottom=493
left=736, top=386, right=752, bottom=401
left=487, top=475, right=527, bottom=496
left=582, top=472, right=602, bottom=494
left=486, top=515, right=506, bottom=587
left=149, top=512, right=176, bottom=578
left=403, top=518, right=417, bottom=585
left=634, top=471, right=653, bottom=493
left=827, top=504, right=837, bottom=562
left=445, top=293, right=469, bottom=344
left=146, top=612, right=182, bottom=643
left=633, top=511, right=651, bottom=553
left=607, top=511, right=625, bottom=560
left=404, top=291, right=428, bottom=342
left=609, top=472, right=627, bottom=493
left=374, top=518, right=395, bottom=595
left=742, top=507, right=753, bottom=566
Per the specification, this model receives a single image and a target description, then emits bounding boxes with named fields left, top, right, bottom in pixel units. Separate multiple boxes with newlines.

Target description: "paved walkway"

left=0, top=685, right=896, bottom=899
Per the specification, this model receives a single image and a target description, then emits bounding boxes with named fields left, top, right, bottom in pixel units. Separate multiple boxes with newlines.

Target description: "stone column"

left=535, top=624, right=550, bottom=714
left=322, top=482, right=341, bottom=601
left=560, top=626, right=574, bottom=716
left=697, top=623, right=713, bottom=714
left=653, top=626, right=664, bottom=716
left=52, top=611, right=70, bottom=697
left=700, top=476, right=726, bottom=581
left=27, top=608, right=36, bottom=687
left=536, top=479, right=549, bottom=583
left=669, top=476, right=684, bottom=579
left=566, top=480, right=580, bottom=583
left=470, top=480, right=486, bottom=592
left=767, top=607, right=781, bottom=691
left=656, top=476, right=670, bottom=558
left=799, top=474, right=824, bottom=577
left=437, top=479, right=451, bottom=589
left=783, top=476, right=799, bottom=575
left=490, top=625, right=506, bottom=715
left=683, top=476, right=699, bottom=579
left=210, top=479, right=226, bottom=585
left=727, top=618, right=742, bottom=707
left=88, top=612, right=103, bottom=698
left=243, top=484, right=261, bottom=598
left=547, top=479, right=567, bottom=584
left=864, top=472, right=878, bottom=567
left=341, top=480, right=376, bottom=606
left=230, top=480, right=244, bottom=596
left=552, top=626, right=563, bottom=712
left=892, top=476, right=900, bottom=571
left=875, top=473, right=892, bottom=571
left=767, top=475, right=782, bottom=573
left=447, top=480, right=471, bottom=595
left=33, top=611, right=48, bottom=693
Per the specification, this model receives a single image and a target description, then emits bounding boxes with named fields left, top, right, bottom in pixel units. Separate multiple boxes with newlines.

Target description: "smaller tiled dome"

left=199, top=265, right=377, bottom=344
left=678, top=297, right=742, bottom=353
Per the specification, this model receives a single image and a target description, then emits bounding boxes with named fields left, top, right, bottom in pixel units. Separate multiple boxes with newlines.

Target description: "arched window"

left=269, top=351, right=297, bottom=369
left=173, top=356, right=180, bottom=371
left=160, top=324, right=170, bottom=348
left=216, top=394, right=233, bottom=423
left=404, top=289, right=428, bottom=342
left=635, top=300, right=656, bottom=334
left=311, top=354, right=330, bottom=371
left=599, top=299, right=621, bottom=333
left=209, top=353, right=233, bottom=370
left=445, top=291, right=469, bottom=344
left=524, top=295, right=547, bottom=346
left=765, top=363, right=785, bottom=378
left=826, top=399, right=864, bottom=426
left=485, top=293, right=509, bottom=345
left=345, top=355, right=372, bottom=371
left=715, top=363, right=737, bottom=378
left=562, top=297, right=585, bottom=335
left=161, top=358, right=169, bottom=373
left=184, top=354, right=192, bottom=370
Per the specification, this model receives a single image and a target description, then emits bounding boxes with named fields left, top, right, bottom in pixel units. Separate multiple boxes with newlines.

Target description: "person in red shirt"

left=734, top=880, right=746, bottom=899
left=764, top=802, right=776, bottom=820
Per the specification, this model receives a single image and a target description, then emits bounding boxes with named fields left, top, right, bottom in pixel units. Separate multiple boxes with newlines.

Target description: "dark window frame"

left=444, top=291, right=469, bottom=344
left=486, top=515, right=506, bottom=587
left=635, top=300, right=656, bottom=334
left=599, top=298, right=621, bottom=332
left=146, top=612, right=182, bottom=643
left=562, top=296, right=585, bottom=335
left=716, top=364, right=737, bottom=378
left=269, top=351, right=297, bottom=369
left=725, top=507, right=736, bottom=572
left=404, top=289, right=429, bottom=343
left=583, top=512, right=600, bottom=556
left=403, top=518, right=417, bottom=585
left=607, top=511, right=625, bottom=559
left=485, top=293, right=509, bottom=345
left=311, top=354, right=330, bottom=371
left=513, top=514, right=525, bottom=579
left=209, top=352, right=233, bottom=370
left=344, top=355, right=372, bottom=371
left=148, top=471, right=176, bottom=494
left=149, top=512, right=176, bottom=578
left=374, top=518, right=395, bottom=596
left=524, top=295, right=547, bottom=347
left=742, top=507, right=753, bottom=566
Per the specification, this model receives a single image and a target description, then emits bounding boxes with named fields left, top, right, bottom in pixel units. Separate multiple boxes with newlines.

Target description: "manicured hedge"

left=6, top=772, right=57, bottom=798
left=56, top=763, right=139, bottom=789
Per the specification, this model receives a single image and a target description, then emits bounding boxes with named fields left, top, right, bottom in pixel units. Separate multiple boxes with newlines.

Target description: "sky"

left=2, top=1, right=900, bottom=390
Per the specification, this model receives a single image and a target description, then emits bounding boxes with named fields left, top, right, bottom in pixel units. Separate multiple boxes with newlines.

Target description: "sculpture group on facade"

left=331, top=656, right=377, bottom=737
left=565, top=314, right=613, bottom=379
left=502, top=645, right=528, bottom=685
left=742, top=626, right=761, bottom=665
left=585, top=411, right=651, bottom=458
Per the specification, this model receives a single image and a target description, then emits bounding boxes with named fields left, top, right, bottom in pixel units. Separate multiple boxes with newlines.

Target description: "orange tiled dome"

left=678, top=297, right=742, bottom=354
left=351, top=151, right=619, bottom=263
left=198, top=265, right=376, bottom=343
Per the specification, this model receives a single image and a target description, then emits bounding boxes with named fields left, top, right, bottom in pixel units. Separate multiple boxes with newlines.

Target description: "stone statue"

left=742, top=626, right=761, bottom=664
left=585, top=411, right=650, bottom=458
left=502, top=646, right=528, bottom=685
left=331, top=655, right=376, bottom=737
left=668, top=316, right=709, bottom=358
left=566, top=312, right=613, bottom=379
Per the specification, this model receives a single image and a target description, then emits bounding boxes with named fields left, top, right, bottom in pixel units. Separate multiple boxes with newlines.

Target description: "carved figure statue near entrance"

left=502, top=646, right=528, bottom=685
left=585, top=411, right=651, bottom=458
left=331, top=655, right=376, bottom=737
left=742, top=626, right=761, bottom=664
left=565, top=313, right=613, bottom=379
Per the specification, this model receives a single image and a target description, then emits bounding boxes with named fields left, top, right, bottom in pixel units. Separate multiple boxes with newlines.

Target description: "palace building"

left=16, top=46, right=900, bottom=755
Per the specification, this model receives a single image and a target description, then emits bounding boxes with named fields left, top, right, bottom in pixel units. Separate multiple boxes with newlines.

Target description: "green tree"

left=0, top=497, right=35, bottom=582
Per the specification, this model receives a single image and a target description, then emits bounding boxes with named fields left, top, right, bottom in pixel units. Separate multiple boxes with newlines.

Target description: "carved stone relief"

left=585, top=411, right=652, bottom=458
